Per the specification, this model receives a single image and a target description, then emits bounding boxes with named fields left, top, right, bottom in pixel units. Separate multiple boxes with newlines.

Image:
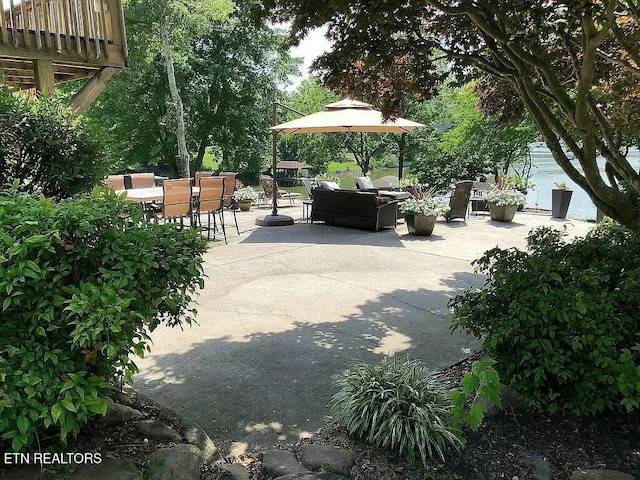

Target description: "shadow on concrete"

left=240, top=222, right=406, bottom=248
left=486, top=220, right=527, bottom=228
left=133, top=272, right=483, bottom=455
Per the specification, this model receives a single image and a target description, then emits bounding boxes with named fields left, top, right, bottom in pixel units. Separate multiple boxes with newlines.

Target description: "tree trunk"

left=161, top=20, right=190, bottom=179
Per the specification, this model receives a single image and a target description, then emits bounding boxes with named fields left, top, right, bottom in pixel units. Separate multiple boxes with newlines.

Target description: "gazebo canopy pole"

left=272, top=102, right=279, bottom=216
left=256, top=100, right=307, bottom=227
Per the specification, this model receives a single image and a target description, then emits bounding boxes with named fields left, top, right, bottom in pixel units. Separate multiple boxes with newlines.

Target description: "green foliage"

left=449, top=224, right=640, bottom=415
left=0, top=88, right=109, bottom=199
left=85, top=0, right=295, bottom=178
left=0, top=188, right=206, bottom=451
left=450, top=358, right=502, bottom=440
left=408, top=86, right=538, bottom=191
left=330, top=355, right=462, bottom=465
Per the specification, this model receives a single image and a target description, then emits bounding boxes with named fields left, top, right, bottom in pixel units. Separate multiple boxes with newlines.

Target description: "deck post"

left=33, top=59, right=55, bottom=94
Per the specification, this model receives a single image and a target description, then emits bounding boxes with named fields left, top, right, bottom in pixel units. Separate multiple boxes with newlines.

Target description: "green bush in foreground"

left=450, top=224, right=640, bottom=415
left=331, top=355, right=461, bottom=465
left=0, top=87, right=110, bottom=200
left=0, top=188, right=206, bottom=451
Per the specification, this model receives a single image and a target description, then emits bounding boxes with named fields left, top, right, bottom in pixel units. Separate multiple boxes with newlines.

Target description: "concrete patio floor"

left=132, top=202, right=595, bottom=455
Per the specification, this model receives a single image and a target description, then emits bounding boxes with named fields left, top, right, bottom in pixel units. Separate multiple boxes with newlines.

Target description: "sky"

left=285, top=26, right=332, bottom=91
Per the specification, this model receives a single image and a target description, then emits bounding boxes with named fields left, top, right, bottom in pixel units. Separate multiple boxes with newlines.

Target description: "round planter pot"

left=406, top=214, right=437, bottom=236
left=237, top=201, right=252, bottom=211
left=489, top=203, right=518, bottom=222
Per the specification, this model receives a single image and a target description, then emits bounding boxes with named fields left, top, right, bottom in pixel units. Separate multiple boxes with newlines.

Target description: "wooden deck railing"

left=1, top=0, right=126, bottom=63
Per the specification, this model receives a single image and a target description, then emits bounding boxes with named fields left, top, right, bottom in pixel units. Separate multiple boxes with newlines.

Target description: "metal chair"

left=219, top=172, right=239, bottom=235
left=445, top=180, right=474, bottom=222
left=130, top=173, right=156, bottom=189
left=198, top=176, right=227, bottom=243
left=105, top=175, right=125, bottom=190
left=194, top=171, right=212, bottom=188
left=154, top=179, right=193, bottom=228
left=259, top=175, right=304, bottom=206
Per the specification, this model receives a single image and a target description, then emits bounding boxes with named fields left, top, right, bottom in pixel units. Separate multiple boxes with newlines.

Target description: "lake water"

left=522, top=144, right=640, bottom=220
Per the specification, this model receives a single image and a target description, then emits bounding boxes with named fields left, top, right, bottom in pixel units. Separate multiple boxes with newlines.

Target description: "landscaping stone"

left=475, top=384, right=524, bottom=417
left=299, top=444, right=354, bottom=477
left=274, top=473, right=347, bottom=480
left=126, top=387, right=222, bottom=462
left=569, top=470, right=635, bottom=480
left=103, top=402, right=144, bottom=424
left=521, top=451, right=554, bottom=480
left=219, top=463, right=251, bottom=480
left=70, top=458, right=142, bottom=480
left=262, top=450, right=308, bottom=478
left=147, top=444, right=203, bottom=480
left=136, top=419, right=182, bottom=443
left=183, top=423, right=221, bottom=462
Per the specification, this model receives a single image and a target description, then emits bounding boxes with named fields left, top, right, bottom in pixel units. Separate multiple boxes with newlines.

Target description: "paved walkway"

left=133, top=203, right=594, bottom=455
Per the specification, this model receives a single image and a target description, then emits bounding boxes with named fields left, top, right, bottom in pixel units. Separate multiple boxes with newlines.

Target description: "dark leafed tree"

left=258, top=1, right=640, bottom=232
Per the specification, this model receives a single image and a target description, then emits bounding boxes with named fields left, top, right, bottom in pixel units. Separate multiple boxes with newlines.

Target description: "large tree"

left=188, top=3, right=298, bottom=177
left=88, top=0, right=295, bottom=178
left=124, top=0, right=233, bottom=178
left=259, top=1, right=640, bottom=232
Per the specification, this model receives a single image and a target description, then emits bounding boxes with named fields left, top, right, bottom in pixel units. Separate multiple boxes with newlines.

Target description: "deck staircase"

left=1, top=0, right=127, bottom=113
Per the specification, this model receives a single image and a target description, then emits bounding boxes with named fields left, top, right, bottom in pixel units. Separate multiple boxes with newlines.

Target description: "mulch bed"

left=2, top=353, right=639, bottom=480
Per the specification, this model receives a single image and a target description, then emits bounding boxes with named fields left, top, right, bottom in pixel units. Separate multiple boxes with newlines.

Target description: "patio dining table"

left=116, top=187, right=200, bottom=204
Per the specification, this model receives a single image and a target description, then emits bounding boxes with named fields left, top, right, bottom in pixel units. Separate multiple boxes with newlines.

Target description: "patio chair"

left=198, top=176, right=227, bottom=242
left=259, top=175, right=304, bottom=206
left=153, top=179, right=193, bottom=228
left=355, top=175, right=410, bottom=203
left=219, top=172, right=239, bottom=235
left=194, top=171, right=212, bottom=188
left=105, top=175, right=125, bottom=191
left=302, top=178, right=314, bottom=198
left=470, top=181, right=492, bottom=215
left=130, top=172, right=156, bottom=189
left=445, top=180, right=474, bottom=222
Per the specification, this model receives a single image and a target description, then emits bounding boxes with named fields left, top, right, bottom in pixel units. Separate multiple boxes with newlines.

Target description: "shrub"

left=450, top=357, right=502, bottom=438
left=0, top=188, right=206, bottom=451
left=449, top=224, right=640, bottom=415
left=330, top=355, right=461, bottom=465
left=0, top=87, right=110, bottom=200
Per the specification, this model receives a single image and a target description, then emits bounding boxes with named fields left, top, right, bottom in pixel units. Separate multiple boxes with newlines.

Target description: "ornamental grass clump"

left=330, top=355, right=462, bottom=465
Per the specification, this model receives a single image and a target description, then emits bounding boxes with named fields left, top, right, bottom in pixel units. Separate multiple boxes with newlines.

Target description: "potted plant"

left=402, top=195, right=450, bottom=236
left=233, top=186, right=258, bottom=211
left=487, top=180, right=526, bottom=222
left=552, top=181, right=573, bottom=219
left=507, top=175, right=534, bottom=211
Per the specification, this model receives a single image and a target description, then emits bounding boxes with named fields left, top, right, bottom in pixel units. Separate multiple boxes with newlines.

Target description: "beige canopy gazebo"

left=256, top=99, right=424, bottom=226
left=270, top=99, right=424, bottom=134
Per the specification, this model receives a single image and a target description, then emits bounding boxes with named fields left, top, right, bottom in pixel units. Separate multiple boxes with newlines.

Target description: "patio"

left=132, top=203, right=595, bottom=455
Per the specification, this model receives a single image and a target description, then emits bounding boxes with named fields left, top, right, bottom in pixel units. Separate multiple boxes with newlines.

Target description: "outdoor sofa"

left=310, top=187, right=398, bottom=231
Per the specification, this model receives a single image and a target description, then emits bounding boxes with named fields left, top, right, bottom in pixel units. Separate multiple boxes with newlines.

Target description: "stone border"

left=116, top=385, right=223, bottom=463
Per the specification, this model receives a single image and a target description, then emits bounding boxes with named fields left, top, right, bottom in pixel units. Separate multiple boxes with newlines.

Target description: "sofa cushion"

left=318, top=180, right=340, bottom=190
left=355, top=176, right=375, bottom=190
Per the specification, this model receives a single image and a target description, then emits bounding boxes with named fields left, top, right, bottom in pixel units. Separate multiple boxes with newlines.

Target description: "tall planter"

left=552, top=189, right=573, bottom=218
left=406, top=214, right=437, bottom=236
left=489, top=203, right=518, bottom=222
